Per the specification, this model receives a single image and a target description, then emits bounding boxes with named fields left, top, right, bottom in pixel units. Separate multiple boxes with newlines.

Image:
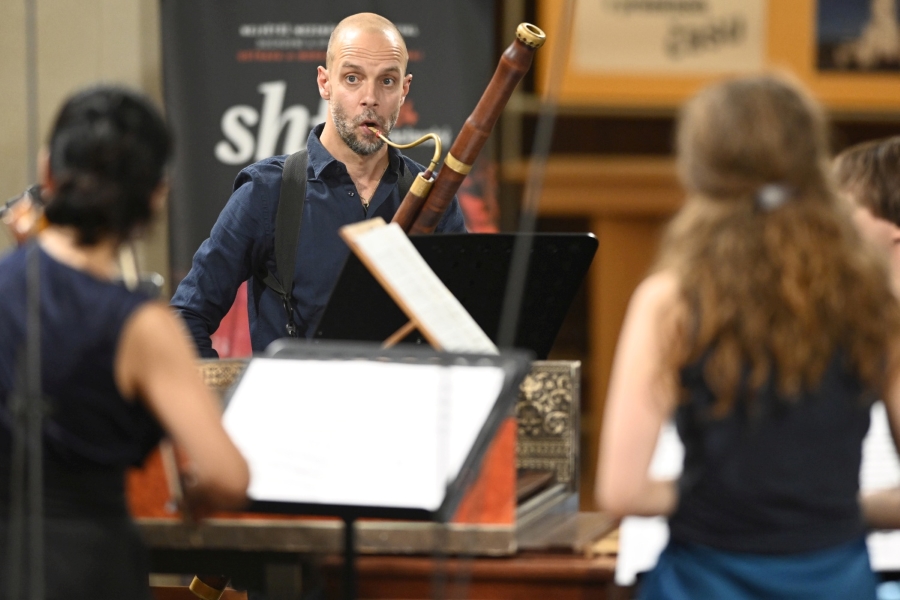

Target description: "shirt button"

left=349, top=192, right=355, bottom=196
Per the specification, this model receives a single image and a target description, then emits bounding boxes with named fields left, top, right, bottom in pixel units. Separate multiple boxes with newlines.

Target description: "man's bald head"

left=326, top=13, right=408, bottom=72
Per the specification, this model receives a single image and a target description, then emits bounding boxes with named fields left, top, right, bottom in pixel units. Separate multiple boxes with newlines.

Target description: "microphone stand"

left=6, top=240, right=46, bottom=600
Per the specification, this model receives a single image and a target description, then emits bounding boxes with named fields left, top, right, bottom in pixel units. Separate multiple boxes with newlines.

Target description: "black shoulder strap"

left=260, top=152, right=415, bottom=338
left=259, top=149, right=307, bottom=337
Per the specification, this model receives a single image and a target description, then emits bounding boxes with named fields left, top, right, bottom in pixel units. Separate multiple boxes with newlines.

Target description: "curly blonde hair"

left=657, top=74, right=900, bottom=415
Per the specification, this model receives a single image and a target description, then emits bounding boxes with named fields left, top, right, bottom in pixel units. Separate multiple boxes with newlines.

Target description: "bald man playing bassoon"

left=172, top=13, right=467, bottom=357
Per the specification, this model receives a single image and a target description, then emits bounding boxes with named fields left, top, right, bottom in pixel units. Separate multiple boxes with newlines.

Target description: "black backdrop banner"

left=160, top=1, right=495, bottom=286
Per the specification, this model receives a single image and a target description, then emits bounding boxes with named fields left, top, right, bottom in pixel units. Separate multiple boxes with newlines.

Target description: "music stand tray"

left=313, top=233, right=598, bottom=359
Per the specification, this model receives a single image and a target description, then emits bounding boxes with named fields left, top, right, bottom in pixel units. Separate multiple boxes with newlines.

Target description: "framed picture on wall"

left=817, top=0, right=900, bottom=71
left=536, top=0, right=900, bottom=113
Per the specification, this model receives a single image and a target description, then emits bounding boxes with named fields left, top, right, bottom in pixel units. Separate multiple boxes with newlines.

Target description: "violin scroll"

left=1, top=185, right=45, bottom=245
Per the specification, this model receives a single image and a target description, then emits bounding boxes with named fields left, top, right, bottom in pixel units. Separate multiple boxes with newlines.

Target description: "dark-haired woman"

left=596, top=74, right=900, bottom=599
left=0, top=86, right=249, bottom=599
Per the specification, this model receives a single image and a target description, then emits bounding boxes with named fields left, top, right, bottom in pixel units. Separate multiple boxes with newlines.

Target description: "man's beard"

left=332, top=103, right=400, bottom=156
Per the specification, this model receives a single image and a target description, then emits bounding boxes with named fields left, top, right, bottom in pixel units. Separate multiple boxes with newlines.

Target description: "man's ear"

left=400, top=73, right=412, bottom=104
left=317, top=66, right=331, bottom=99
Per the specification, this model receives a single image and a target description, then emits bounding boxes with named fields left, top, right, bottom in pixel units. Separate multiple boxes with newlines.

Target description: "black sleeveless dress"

left=0, top=244, right=164, bottom=599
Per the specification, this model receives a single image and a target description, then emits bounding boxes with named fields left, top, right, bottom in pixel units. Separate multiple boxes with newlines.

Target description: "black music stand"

left=313, top=233, right=598, bottom=359
left=221, top=341, right=532, bottom=600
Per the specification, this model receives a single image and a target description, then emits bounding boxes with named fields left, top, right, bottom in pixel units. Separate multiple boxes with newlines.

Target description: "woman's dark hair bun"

left=43, top=85, right=172, bottom=245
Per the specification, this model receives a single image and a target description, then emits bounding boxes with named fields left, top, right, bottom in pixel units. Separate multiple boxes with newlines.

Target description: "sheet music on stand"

left=338, top=218, right=498, bottom=355
left=860, top=402, right=900, bottom=572
left=221, top=342, right=530, bottom=521
left=315, top=229, right=598, bottom=359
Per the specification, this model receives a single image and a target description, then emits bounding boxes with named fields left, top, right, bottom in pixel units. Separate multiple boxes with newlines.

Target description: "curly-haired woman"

left=597, top=75, right=900, bottom=599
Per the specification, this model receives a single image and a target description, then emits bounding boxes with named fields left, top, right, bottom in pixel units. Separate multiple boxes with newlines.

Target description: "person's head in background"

left=834, top=137, right=900, bottom=290
left=40, top=85, right=171, bottom=247
left=675, top=72, right=833, bottom=209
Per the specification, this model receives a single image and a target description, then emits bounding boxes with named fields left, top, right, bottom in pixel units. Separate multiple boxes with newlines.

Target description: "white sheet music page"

left=341, top=219, right=498, bottom=355
left=615, top=421, right=683, bottom=586
left=221, top=357, right=506, bottom=512
left=860, top=401, right=900, bottom=571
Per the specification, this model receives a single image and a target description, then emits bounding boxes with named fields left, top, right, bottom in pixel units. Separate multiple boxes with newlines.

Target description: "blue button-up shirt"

left=171, top=124, right=467, bottom=357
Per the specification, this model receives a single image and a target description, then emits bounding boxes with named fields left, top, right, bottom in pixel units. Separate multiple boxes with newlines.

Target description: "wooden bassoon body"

left=391, top=23, right=545, bottom=234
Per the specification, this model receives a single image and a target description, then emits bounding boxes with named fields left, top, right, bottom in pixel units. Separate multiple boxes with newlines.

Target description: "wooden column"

left=503, top=156, right=681, bottom=508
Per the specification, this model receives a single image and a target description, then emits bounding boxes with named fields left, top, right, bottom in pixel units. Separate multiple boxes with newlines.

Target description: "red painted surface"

left=128, top=418, right=516, bottom=525
left=210, top=281, right=252, bottom=358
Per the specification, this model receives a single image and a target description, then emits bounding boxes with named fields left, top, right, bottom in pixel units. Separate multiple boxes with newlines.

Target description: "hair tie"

left=755, top=184, right=791, bottom=212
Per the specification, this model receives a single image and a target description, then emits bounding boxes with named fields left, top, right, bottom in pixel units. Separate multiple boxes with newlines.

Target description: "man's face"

left=322, top=29, right=411, bottom=157
left=331, top=97, right=400, bottom=156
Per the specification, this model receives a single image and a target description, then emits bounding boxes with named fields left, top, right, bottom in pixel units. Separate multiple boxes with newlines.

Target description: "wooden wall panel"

left=504, top=156, right=681, bottom=508
left=584, top=217, right=666, bottom=508
left=0, top=0, right=167, bottom=283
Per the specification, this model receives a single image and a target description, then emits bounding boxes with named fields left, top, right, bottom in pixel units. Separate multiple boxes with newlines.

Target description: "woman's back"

left=672, top=352, right=872, bottom=554
left=0, top=245, right=162, bottom=472
left=0, top=245, right=165, bottom=600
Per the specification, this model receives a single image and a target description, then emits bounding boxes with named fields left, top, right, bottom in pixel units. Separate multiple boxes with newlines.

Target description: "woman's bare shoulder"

left=632, top=270, right=682, bottom=312
left=124, top=301, right=191, bottom=347
left=116, top=301, right=197, bottom=400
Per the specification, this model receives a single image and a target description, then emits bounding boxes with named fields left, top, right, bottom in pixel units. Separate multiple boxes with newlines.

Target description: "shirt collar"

left=307, top=123, right=406, bottom=179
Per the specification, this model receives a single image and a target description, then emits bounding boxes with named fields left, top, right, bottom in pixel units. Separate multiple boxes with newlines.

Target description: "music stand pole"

left=342, top=515, right=357, bottom=600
